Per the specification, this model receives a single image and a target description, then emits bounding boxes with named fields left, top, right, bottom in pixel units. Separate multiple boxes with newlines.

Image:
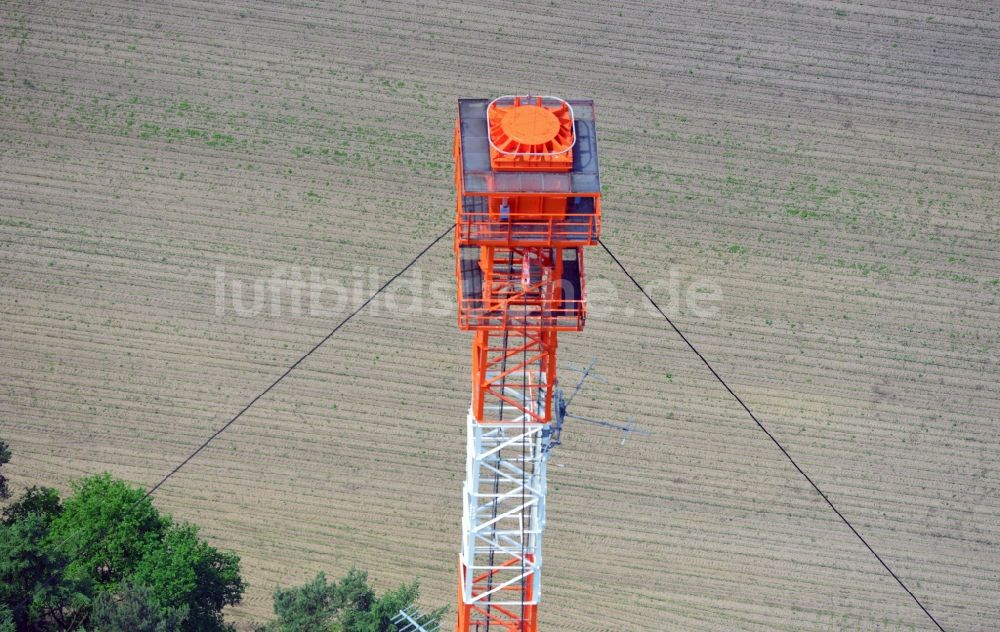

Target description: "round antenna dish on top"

left=501, top=105, right=560, bottom=146
left=487, top=95, right=575, bottom=171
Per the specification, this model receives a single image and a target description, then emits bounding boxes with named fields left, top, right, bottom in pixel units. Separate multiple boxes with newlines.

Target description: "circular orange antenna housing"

left=501, top=105, right=560, bottom=146
left=487, top=95, right=575, bottom=171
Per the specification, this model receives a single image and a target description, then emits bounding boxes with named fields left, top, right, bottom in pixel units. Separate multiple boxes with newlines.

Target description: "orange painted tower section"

left=454, top=96, right=601, bottom=631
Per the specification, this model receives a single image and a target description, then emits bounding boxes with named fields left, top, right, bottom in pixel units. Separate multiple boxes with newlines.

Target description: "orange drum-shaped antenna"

left=488, top=96, right=575, bottom=171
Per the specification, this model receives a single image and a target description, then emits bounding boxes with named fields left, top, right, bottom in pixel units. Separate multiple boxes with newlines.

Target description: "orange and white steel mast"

left=453, top=96, right=602, bottom=632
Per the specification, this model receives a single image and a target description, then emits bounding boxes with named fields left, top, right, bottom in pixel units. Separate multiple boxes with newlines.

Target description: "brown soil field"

left=1, top=1, right=998, bottom=630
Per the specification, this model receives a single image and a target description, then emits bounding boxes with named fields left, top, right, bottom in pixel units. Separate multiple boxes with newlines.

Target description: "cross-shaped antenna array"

left=544, top=358, right=652, bottom=454
left=392, top=606, right=441, bottom=632
left=564, top=413, right=652, bottom=445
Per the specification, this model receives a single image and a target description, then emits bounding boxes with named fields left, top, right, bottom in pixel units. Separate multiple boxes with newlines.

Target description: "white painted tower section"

left=460, top=407, right=548, bottom=612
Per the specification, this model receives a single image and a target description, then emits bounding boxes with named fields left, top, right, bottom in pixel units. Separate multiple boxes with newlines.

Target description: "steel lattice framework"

left=453, top=96, right=602, bottom=632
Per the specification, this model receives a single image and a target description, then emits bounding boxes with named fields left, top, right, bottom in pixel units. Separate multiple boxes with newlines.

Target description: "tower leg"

left=457, top=561, right=473, bottom=631
left=457, top=409, right=545, bottom=632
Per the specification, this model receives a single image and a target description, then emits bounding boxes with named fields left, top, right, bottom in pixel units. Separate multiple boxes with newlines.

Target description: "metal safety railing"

left=457, top=195, right=601, bottom=245
left=458, top=296, right=585, bottom=331
left=458, top=214, right=600, bottom=245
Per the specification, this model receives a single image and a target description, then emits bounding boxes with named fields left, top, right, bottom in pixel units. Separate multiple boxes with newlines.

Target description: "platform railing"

left=458, top=213, right=600, bottom=245
left=458, top=297, right=585, bottom=331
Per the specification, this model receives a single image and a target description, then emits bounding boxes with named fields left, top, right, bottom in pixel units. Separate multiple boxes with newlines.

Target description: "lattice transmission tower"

left=452, top=95, right=602, bottom=632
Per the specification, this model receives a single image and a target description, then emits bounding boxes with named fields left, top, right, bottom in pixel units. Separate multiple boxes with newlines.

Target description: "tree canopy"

left=0, top=439, right=12, bottom=500
left=2, top=486, right=61, bottom=526
left=0, top=446, right=439, bottom=632
left=260, top=567, right=443, bottom=632
left=48, top=474, right=170, bottom=590
left=0, top=472, right=244, bottom=632
left=91, top=580, right=187, bottom=632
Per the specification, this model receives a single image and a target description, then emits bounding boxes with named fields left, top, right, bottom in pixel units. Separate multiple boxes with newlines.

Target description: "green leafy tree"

left=0, top=605, right=14, bottom=632
left=0, top=512, right=91, bottom=631
left=270, top=571, right=338, bottom=631
left=92, top=579, right=187, bottom=632
left=341, top=579, right=442, bottom=632
left=0, top=439, right=11, bottom=500
left=260, top=568, right=442, bottom=632
left=0, top=474, right=245, bottom=631
left=48, top=473, right=169, bottom=589
left=133, top=523, right=245, bottom=632
left=2, top=485, right=62, bottom=526
left=332, top=567, right=375, bottom=618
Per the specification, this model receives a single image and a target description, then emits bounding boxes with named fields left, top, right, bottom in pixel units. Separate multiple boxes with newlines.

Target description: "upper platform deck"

left=457, top=98, right=600, bottom=195
left=455, top=97, right=602, bottom=247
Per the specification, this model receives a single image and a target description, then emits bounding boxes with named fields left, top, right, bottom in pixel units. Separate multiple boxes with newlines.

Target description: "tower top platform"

left=456, top=97, right=600, bottom=195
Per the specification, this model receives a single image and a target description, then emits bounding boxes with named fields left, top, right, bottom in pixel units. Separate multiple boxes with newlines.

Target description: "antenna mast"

left=453, top=96, right=602, bottom=631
